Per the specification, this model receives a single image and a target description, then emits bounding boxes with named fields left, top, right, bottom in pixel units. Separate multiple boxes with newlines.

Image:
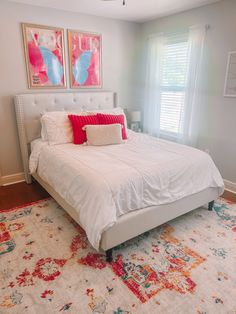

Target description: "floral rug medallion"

left=0, top=197, right=235, bottom=313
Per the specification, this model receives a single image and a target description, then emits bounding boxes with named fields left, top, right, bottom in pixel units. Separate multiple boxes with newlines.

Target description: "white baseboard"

left=1, top=173, right=25, bottom=186
left=224, top=179, right=236, bottom=194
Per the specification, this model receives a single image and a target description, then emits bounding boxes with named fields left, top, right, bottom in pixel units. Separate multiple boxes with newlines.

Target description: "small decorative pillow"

left=96, top=113, right=128, bottom=140
left=68, top=114, right=99, bottom=144
left=41, top=111, right=84, bottom=145
left=83, top=124, right=123, bottom=146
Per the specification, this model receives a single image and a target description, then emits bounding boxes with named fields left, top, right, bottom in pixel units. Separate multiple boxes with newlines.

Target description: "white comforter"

left=30, top=130, right=224, bottom=250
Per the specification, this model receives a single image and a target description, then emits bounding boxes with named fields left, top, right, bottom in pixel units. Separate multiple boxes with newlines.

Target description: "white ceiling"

left=7, top=0, right=221, bottom=22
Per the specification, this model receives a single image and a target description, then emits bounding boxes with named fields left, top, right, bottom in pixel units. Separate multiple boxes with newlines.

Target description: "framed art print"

left=68, top=30, right=102, bottom=88
left=224, top=51, right=236, bottom=97
left=22, top=23, right=66, bottom=88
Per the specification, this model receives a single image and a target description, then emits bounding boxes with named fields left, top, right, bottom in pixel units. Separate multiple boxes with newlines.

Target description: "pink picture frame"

left=68, top=30, right=102, bottom=88
left=22, top=23, right=66, bottom=89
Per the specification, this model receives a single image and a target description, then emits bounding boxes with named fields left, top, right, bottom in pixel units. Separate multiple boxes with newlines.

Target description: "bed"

left=14, top=91, right=224, bottom=262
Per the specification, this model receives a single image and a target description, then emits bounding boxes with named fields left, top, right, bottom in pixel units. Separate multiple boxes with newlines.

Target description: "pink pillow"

left=68, top=114, right=99, bottom=144
left=97, top=113, right=127, bottom=140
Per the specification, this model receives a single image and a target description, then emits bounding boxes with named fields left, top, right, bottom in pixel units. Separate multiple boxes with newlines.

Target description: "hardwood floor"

left=0, top=181, right=235, bottom=211
left=222, top=190, right=236, bottom=203
left=0, top=181, right=49, bottom=211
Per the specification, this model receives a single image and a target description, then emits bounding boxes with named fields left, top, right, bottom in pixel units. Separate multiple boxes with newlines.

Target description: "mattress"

left=29, top=130, right=224, bottom=250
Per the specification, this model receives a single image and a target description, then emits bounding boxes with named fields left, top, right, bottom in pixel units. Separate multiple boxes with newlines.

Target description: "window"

left=144, top=26, right=206, bottom=146
left=159, top=34, right=190, bottom=138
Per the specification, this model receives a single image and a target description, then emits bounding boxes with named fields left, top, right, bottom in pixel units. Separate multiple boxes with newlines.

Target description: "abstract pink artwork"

left=68, top=30, right=102, bottom=88
left=22, top=24, right=66, bottom=88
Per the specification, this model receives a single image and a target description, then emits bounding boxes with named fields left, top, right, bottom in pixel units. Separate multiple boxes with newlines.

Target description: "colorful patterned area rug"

left=0, top=197, right=236, bottom=314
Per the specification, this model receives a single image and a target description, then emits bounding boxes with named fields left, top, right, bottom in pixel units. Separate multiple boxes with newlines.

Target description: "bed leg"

left=106, top=249, right=113, bottom=263
left=208, top=201, right=214, bottom=211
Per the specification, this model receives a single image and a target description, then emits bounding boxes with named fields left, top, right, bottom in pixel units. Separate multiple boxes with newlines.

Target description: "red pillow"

left=68, top=114, right=99, bottom=144
left=97, top=113, right=127, bottom=140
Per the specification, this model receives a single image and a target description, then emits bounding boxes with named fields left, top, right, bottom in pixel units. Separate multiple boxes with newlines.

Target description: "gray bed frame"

left=14, top=92, right=218, bottom=262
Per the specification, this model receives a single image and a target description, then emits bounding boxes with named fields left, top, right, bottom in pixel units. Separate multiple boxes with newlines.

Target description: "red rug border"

left=0, top=197, right=52, bottom=213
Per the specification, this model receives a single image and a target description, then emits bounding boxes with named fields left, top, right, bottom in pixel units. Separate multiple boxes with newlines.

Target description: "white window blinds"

left=159, top=33, right=190, bottom=138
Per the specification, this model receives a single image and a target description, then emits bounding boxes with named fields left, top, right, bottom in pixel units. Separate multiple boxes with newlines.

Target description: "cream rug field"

left=0, top=197, right=235, bottom=314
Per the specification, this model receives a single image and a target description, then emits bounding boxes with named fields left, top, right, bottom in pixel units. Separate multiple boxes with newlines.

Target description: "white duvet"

left=30, top=130, right=224, bottom=250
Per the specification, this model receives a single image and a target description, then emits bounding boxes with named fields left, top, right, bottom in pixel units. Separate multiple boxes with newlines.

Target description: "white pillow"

left=40, top=108, right=126, bottom=145
left=84, top=124, right=123, bottom=146
left=41, top=111, right=84, bottom=145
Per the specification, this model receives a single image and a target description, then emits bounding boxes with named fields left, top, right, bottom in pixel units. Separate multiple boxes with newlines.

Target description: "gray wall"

left=139, top=0, right=236, bottom=183
left=0, top=1, right=140, bottom=178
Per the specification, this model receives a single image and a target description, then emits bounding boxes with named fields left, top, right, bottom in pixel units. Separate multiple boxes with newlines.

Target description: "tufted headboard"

left=14, top=92, right=115, bottom=184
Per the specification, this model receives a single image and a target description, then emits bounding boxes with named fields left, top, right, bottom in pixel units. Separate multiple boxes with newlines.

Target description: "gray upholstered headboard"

left=14, top=92, right=115, bottom=184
